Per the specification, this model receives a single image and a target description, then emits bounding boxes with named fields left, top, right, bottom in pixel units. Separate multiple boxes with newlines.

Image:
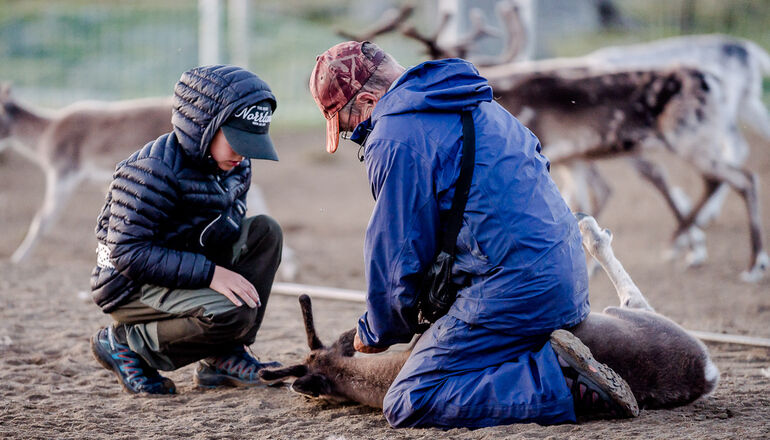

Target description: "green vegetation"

left=0, top=0, right=768, bottom=128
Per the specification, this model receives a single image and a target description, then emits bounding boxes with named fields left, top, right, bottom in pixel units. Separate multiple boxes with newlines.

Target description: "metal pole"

left=273, top=282, right=366, bottom=303
left=228, top=0, right=249, bottom=67
left=199, top=0, right=221, bottom=65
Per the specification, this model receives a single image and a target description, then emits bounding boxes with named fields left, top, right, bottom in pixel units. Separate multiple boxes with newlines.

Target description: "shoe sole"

left=90, top=334, right=175, bottom=395
left=194, top=370, right=262, bottom=389
left=550, top=329, right=640, bottom=418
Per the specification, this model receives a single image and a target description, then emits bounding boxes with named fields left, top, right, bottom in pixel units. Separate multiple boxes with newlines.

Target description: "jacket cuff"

left=357, top=313, right=381, bottom=348
left=357, top=312, right=405, bottom=349
left=202, top=260, right=217, bottom=287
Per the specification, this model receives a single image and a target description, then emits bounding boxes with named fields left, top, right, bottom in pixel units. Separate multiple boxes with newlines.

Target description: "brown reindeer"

left=0, top=84, right=299, bottom=280
left=260, top=214, right=719, bottom=412
left=335, top=2, right=768, bottom=281
left=0, top=85, right=173, bottom=263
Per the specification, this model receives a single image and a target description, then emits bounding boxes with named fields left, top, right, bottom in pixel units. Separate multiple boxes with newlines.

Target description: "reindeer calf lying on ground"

left=260, top=214, right=719, bottom=412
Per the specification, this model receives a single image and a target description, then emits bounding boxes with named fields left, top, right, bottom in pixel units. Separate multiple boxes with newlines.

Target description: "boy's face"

left=210, top=129, right=245, bottom=171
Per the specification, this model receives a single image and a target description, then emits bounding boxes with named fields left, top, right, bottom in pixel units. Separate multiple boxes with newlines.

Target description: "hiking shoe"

left=550, top=329, right=639, bottom=419
left=194, top=345, right=282, bottom=388
left=90, top=326, right=176, bottom=395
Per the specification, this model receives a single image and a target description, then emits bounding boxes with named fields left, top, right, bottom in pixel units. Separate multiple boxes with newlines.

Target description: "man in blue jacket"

left=89, top=65, right=282, bottom=394
left=309, top=41, right=638, bottom=428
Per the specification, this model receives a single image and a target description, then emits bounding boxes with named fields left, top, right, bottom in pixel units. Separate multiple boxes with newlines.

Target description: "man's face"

left=337, top=102, right=358, bottom=133
left=209, top=129, right=244, bottom=171
left=337, top=92, right=379, bottom=133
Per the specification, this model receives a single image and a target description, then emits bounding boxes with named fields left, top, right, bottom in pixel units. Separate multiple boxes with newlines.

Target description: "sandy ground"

left=1, top=128, right=769, bottom=440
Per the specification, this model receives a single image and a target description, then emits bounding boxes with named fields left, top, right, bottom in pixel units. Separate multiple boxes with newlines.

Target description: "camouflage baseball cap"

left=309, top=41, right=386, bottom=153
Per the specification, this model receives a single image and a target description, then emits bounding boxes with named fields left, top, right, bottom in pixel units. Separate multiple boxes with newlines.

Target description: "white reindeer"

left=0, top=84, right=299, bottom=280
left=259, top=214, right=719, bottom=413
left=563, top=34, right=770, bottom=261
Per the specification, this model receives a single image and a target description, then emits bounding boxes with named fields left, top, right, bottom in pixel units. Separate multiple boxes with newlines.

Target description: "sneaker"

left=194, top=345, right=282, bottom=388
left=550, top=329, right=639, bottom=419
left=90, top=326, right=176, bottom=395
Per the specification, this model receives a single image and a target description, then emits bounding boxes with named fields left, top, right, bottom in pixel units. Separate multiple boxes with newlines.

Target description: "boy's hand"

left=209, top=265, right=261, bottom=308
left=354, top=329, right=388, bottom=354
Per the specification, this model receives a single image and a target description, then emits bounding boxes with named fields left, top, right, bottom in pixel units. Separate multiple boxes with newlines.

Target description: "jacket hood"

left=371, top=59, right=493, bottom=121
left=172, top=64, right=276, bottom=161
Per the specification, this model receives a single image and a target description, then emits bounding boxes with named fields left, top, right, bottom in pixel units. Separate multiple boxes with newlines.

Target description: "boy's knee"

left=247, top=215, right=283, bottom=252
left=210, top=306, right=259, bottom=341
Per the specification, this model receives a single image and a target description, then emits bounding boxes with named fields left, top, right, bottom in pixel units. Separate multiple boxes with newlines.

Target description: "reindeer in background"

left=337, top=1, right=769, bottom=281
left=0, top=85, right=299, bottom=280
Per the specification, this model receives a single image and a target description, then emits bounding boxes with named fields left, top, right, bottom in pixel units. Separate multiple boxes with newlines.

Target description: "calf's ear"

left=333, top=328, right=357, bottom=357
left=290, top=374, right=333, bottom=397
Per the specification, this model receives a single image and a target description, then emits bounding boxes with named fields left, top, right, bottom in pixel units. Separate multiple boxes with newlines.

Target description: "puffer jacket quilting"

left=90, top=65, right=276, bottom=312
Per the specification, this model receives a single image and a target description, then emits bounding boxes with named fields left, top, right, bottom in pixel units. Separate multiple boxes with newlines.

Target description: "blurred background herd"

left=1, top=0, right=768, bottom=131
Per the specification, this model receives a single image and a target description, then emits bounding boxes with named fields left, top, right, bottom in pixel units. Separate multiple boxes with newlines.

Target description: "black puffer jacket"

left=91, top=65, right=276, bottom=312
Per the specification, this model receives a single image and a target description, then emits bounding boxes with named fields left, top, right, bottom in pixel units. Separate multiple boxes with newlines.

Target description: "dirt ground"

left=1, top=128, right=769, bottom=440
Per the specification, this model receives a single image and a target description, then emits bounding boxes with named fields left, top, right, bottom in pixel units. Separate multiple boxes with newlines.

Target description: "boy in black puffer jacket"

left=89, top=65, right=283, bottom=394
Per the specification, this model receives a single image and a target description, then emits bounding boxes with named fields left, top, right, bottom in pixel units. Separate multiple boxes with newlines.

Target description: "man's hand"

left=354, top=329, right=388, bottom=354
left=209, top=265, right=261, bottom=308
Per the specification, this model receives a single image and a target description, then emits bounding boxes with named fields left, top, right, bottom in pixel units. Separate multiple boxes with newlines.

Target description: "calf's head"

left=259, top=294, right=356, bottom=399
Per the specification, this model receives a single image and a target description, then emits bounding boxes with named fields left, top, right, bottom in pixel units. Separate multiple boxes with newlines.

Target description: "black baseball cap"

left=221, top=100, right=278, bottom=161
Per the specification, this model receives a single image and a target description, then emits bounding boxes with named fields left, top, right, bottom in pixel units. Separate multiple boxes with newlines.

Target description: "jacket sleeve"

left=357, top=139, right=440, bottom=348
left=106, top=157, right=216, bottom=288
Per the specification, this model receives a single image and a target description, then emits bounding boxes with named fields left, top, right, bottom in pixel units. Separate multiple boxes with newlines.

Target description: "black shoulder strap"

left=441, top=110, right=476, bottom=254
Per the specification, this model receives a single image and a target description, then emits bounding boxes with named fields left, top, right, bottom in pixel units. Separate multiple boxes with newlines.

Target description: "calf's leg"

left=572, top=214, right=719, bottom=408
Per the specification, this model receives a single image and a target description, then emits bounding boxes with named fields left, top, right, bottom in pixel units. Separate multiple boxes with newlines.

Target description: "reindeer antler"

left=336, top=0, right=528, bottom=67
left=400, top=10, right=453, bottom=59
left=444, top=7, right=501, bottom=59
left=336, top=2, right=416, bottom=42
left=471, top=0, right=527, bottom=67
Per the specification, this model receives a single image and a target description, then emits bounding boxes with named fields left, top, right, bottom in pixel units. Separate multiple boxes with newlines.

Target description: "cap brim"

left=221, top=125, right=279, bottom=161
left=325, top=112, right=340, bottom=154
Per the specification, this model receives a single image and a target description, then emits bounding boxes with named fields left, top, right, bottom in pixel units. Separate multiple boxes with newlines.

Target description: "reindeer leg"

left=11, top=168, right=80, bottom=263
left=557, top=161, right=593, bottom=214
left=680, top=160, right=768, bottom=281
left=693, top=126, right=750, bottom=228
left=576, top=214, right=654, bottom=311
left=584, top=162, right=612, bottom=219
left=630, top=157, right=690, bottom=223
left=629, top=156, right=711, bottom=266
left=556, top=162, right=608, bottom=278
left=258, top=364, right=309, bottom=385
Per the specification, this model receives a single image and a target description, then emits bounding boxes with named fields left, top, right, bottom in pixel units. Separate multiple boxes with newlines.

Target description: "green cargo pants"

left=109, top=215, right=282, bottom=371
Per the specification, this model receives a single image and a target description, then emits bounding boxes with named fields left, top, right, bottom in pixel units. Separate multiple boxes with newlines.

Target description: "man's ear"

left=356, top=92, right=379, bottom=120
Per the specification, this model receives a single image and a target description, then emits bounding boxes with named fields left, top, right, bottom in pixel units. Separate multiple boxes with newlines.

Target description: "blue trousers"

left=383, top=315, right=576, bottom=428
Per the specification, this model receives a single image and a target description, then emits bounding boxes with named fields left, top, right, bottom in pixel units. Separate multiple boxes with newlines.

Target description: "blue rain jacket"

left=351, top=59, right=590, bottom=428
left=354, top=59, right=590, bottom=348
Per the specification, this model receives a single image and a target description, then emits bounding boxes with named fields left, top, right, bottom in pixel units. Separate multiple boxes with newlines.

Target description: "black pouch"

left=417, top=251, right=457, bottom=323
left=199, top=199, right=246, bottom=250
left=417, top=110, right=475, bottom=324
